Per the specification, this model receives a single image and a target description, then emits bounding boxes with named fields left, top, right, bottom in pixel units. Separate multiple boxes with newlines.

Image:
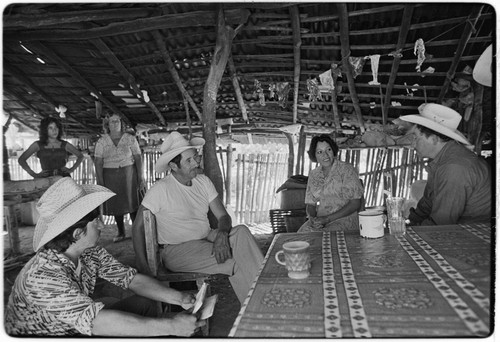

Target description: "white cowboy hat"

left=33, top=177, right=115, bottom=252
left=399, top=103, right=471, bottom=145
left=155, top=131, right=205, bottom=173
left=472, top=44, right=492, bottom=87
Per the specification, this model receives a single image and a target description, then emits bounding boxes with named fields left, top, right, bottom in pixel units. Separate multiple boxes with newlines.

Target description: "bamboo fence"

left=7, top=146, right=427, bottom=225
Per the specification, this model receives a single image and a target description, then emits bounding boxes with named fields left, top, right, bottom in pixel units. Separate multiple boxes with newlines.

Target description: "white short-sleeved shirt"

left=142, top=174, right=219, bottom=245
left=94, top=133, right=141, bottom=168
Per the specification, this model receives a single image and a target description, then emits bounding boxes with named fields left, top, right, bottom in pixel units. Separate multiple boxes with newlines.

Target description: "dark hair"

left=415, top=124, right=452, bottom=142
left=43, top=208, right=100, bottom=252
left=39, top=117, right=63, bottom=145
left=169, top=153, right=183, bottom=169
left=103, top=114, right=124, bottom=134
left=308, top=134, right=339, bottom=163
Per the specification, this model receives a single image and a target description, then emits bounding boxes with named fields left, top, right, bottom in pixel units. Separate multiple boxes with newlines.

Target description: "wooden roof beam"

left=3, top=88, right=46, bottom=119
left=5, top=9, right=250, bottom=41
left=227, top=54, right=249, bottom=123
left=382, top=5, right=415, bottom=125
left=438, top=5, right=484, bottom=102
left=3, top=111, right=39, bottom=132
left=4, top=7, right=156, bottom=28
left=336, top=3, right=365, bottom=133
left=152, top=30, right=203, bottom=122
left=289, top=5, right=302, bottom=124
left=27, top=41, right=132, bottom=126
left=91, top=38, right=166, bottom=126
left=3, top=62, right=97, bottom=133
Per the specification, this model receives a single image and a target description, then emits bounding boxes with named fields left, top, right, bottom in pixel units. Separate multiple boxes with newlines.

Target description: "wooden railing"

left=7, top=146, right=427, bottom=225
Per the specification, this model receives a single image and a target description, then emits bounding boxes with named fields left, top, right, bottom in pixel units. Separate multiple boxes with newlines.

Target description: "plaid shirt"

left=5, top=246, right=137, bottom=336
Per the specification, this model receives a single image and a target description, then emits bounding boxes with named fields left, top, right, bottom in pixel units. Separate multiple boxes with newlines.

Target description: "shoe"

left=113, top=235, right=129, bottom=243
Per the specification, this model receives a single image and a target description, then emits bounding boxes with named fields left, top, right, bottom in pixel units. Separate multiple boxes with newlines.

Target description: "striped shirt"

left=5, top=246, right=137, bottom=336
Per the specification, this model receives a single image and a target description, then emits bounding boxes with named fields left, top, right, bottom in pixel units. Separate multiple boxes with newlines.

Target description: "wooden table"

left=229, top=223, right=492, bottom=338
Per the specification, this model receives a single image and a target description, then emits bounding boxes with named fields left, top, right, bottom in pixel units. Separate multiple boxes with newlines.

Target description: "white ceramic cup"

left=359, top=210, right=386, bottom=238
left=275, top=241, right=311, bottom=279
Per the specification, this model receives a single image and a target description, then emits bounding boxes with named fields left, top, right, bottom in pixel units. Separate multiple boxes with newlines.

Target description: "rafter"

left=152, top=30, right=203, bottom=122
left=438, top=6, right=484, bottom=102
left=26, top=41, right=132, bottom=126
left=5, top=9, right=250, bottom=41
left=3, top=62, right=97, bottom=133
left=227, top=54, right=249, bottom=123
left=3, top=88, right=46, bottom=119
left=4, top=7, right=155, bottom=28
left=90, top=38, right=166, bottom=126
left=336, top=3, right=365, bottom=133
left=382, top=5, right=415, bottom=125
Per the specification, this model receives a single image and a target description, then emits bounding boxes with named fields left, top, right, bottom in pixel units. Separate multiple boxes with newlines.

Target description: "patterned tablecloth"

left=229, top=223, right=492, bottom=338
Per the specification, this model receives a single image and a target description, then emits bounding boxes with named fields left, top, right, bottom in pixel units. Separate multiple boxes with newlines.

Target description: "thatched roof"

left=3, top=2, right=495, bottom=145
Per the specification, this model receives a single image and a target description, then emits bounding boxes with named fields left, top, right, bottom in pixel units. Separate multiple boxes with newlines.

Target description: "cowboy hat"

left=472, top=44, right=492, bottom=87
left=33, top=177, right=115, bottom=252
left=399, top=103, right=471, bottom=145
left=155, top=131, right=205, bottom=173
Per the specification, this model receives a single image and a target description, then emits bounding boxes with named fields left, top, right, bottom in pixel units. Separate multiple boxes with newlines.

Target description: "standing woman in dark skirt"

left=94, top=114, right=144, bottom=242
left=19, top=117, right=84, bottom=178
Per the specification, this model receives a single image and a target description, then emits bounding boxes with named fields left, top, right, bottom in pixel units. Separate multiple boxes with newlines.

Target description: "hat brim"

left=155, top=138, right=205, bottom=173
left=400, top=114, right=471, bottom=145
left=33, top=185, right=115, bottom=251
left=473, top=44, right=492, bottom=87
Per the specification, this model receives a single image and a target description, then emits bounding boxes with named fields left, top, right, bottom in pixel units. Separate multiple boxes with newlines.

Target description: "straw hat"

left=472, top=44, right=492, bottom=87
left=155, top=131, right=205, bottom=173
left=33, top=178, right=115, bottom=252
left=399, top=103, right=470, bottom=145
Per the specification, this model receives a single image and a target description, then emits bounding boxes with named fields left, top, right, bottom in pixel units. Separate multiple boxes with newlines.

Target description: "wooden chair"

left=143, top=209, right=211, bottom=335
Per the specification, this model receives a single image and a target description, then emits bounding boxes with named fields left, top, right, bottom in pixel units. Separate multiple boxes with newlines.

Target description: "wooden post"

left=296, top=125, right=306, bottom=175
left=289, top=5, right=302, bottom=124
left=236, top=154, right=242, bottom=221
left=226, top=145, right=233, bottom=207
left=284, top=132, right=295, bottom=178
left=468, top=82, right=484, bottom=154
left=201, top=6, right=240, bottom=199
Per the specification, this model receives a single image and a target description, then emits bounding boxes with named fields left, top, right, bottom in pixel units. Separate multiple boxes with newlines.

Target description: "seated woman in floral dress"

left=298, top=134, right=364, bottom=232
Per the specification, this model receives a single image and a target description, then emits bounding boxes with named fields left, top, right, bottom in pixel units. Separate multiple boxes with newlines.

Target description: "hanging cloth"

left=307, top=78, right=322, bottom=102
left=253, top=79, right=265, bottom=106
left=414, top=38, right=426, bottom=72
left=319, top=69, right=335, bottom=90
left=367, top=54, right=381, bottom=85
left=348, top=56, right=366, bottom=78
left=276, top=82, right=290, bottom=108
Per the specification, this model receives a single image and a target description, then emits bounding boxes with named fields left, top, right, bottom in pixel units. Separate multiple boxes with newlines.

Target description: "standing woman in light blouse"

left=94, top=114, right=144, bottom=242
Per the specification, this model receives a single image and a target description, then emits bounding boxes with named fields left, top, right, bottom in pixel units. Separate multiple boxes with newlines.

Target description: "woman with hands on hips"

left=18, top=117, right=84, bottom=178
left=94, top=114, right=144, bottom=242
left=298, top=134, right=364, bottom=232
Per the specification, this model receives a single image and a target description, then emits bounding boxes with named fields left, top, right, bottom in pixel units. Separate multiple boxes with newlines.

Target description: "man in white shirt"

left=132, top=132, right=264, bottom=304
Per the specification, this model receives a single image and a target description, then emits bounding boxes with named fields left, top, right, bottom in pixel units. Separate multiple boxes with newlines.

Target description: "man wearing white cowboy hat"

left=399, top=103, right=492, bottom=226
left=132, top=131, right=264, bottom=304
left=5, top=177, right=204, bottom=337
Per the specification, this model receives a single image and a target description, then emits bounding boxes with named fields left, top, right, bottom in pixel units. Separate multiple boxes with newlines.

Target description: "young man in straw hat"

left=5, top=177, right=204, bottom=337
left=132, top=131, right=264, bottom=304
left=399, top=103, right=492, bottom=226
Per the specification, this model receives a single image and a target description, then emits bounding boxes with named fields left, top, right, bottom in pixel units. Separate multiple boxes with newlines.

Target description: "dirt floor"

left=3, top=220, right=274, bottom=337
